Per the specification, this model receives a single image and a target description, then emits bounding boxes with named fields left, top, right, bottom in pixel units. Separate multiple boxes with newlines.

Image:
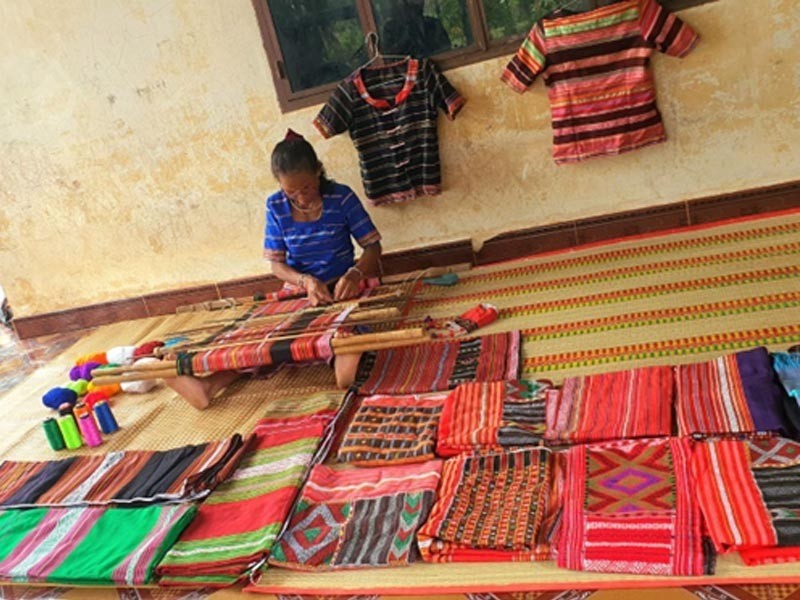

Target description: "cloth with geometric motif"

left=417, top=448, right=560, bottom=562
left=269, top=460, right=442, bottom=571
left=436, top=380, right=551, bottom=457
left=692, top=437, right=800, bottom=563
left=545, top=366, right=673, bottom=444
left=558, top=437, right=709, bottom=575
left=354, top=332, right=521, bottom=395
left=337, top=393, right=447, bottom=466
left=676, top=347, right=796, bottom=437
left=156, top=414, right=333, bottom=587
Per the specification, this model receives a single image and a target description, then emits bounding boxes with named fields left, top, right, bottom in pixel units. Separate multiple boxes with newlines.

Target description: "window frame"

left=253, top=0, right=714, bottom=113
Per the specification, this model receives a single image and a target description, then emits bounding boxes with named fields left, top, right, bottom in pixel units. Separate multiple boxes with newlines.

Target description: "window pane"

left=370, top=0, right=473, bottom=58
left=484, top=0, right=596, bottom=42
left=267, top=0, right=367, bottom=93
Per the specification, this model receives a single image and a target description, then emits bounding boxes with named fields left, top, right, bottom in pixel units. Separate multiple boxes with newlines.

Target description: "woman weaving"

left=167, top=130, right=382, bottom=409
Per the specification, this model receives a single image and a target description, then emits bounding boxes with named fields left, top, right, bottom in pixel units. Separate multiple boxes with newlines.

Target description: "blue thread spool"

left=94, top=400, right=119, bottom=434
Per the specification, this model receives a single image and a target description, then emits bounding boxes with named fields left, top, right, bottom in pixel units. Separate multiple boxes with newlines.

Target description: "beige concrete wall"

left=2, top=0, right=798, bottom=316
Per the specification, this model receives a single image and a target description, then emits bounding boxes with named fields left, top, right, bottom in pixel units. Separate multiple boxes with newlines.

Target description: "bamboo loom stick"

left=380, top=263, right=473, bottom=284
left=92, top=368, right=179, bottom=385
left=330, top=327, right=426, bottom=348
left=330, top=334, right=433, bottom=355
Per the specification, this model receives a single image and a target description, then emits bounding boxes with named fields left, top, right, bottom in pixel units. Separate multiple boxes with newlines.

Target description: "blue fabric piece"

left=424, top=272, right=460, bottom=286
left=264, top=183, right=380, bottom=283
left=773, top=352, right=800, bottom=398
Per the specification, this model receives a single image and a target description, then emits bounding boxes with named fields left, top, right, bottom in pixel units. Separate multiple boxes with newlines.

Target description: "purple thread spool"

left=78, top=412, right=103, bottom=447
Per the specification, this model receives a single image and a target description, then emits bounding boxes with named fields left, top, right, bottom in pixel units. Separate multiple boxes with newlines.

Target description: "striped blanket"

left=156, top=415, right=331, bottom=587
left=0, top=504, right=195, bottom=585
left=557, top=437, right=709, bottom=576
left=417, top=448, right=559, bottom=562
left=355, top=331, right=521, bottom=395
left=337, top=393, right=447, bottom=466
left=436, top=380, right=550, bottom=457
left=676, top=347, right=796, bottom=437
left=269, top=460, right=442, bottom=571
left=545, top=366, right=673, bottom=444
left=692, top=437, right=800, bottom=564
left=0, top=436, right=245, bottom=508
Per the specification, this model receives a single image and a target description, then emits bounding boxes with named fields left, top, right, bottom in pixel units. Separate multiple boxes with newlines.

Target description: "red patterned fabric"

left=545, top=366, right=673, bottom=443
left=558, top=437, right=707, bottom=575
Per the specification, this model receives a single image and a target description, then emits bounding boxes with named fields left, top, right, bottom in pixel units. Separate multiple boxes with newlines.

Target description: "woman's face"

left=279, top=170, right=321, bottom=209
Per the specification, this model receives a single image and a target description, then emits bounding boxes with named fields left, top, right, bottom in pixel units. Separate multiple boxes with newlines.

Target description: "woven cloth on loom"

left=0, top=436, right=245, bottom=509
left=692, top=437, right=800, bottom=564
left=676, top=346, right=796, bottom=437
left=0, top=504, right=195, bottom=585
left=354, top=331, right=521, bottom=395
left=156, top=414, right=332, bottom=587
left=557, top=437, right=709, bottom=576
left=436, top=380, right=550, bottom=457
left=268, top=460, right=442, bottom=571
left=417, top=447, right=560, bottom=562
left=545, top=366, right=673, bottom=444
left=336, top=393, right=447, bottom=466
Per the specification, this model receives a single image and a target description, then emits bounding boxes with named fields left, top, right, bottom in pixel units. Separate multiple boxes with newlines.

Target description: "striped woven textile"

left=0, top=436, right=245, bottom=509
left=417, top=448, right=559, bottom=562
left=337, top=393, right=447, bottom=466
left=676, top=347, right=796, bottom=437
left=269, top=460, right=442, bottom=571
left=355, top=331, right=521, bottom=395
left=501, top=0, right=698, bottom=164
left=436, top=380, right=550, bottom=457
left=0, top=504, right=196, bottom=585
left=692, top=437, right=800, bottom=559
left=156, top=414, right=332, bottom=587
left=558, top=437, right=709, bottom=576
left=545, top=366, right=673, bottom=444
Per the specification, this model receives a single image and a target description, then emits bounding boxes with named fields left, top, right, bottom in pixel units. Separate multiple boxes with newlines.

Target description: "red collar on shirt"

left=353, top=59, right=419, bottom=110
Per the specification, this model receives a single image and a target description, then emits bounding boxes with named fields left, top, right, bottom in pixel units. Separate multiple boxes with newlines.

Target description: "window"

left=253, top=0, right=715, bottom=112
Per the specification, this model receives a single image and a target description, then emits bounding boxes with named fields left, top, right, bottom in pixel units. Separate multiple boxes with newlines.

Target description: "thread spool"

left=73, top=401, right=91, bottom=419
left=43, top=388, right=78, bottom=410
left=76, top=352, right=108, bottom=366
left=94, top=401, right=119, bottom=434
left=43, top=418, right=66, bottom=451
left=78, top=361, right=102, bottom=381
left=78, top=412, right=103, bottom=447
left=69, top=365, right=82, bottom=381
left=57, top=414, right=83, bottom=450
left=86, top=381, right=121, bottom=397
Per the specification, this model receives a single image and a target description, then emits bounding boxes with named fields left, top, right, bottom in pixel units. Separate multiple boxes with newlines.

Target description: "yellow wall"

left=2, top=0, right=799, bottom=316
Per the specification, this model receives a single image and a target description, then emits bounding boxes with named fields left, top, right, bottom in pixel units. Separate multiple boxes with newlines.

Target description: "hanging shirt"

left=263, top=182, right=381, bottom=283
left=501, top=0, right=699, bottom=164
left=313, top=58, right=465, bottom=206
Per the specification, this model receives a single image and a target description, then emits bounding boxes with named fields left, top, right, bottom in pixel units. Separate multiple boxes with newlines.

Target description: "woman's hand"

left=304, top=276, right=333, bottom=306
left=334, top=269, right=361, bottom=301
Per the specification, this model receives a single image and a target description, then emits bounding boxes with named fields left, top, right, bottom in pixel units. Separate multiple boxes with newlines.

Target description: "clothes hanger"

left=357, top=32, right=413, bottom=90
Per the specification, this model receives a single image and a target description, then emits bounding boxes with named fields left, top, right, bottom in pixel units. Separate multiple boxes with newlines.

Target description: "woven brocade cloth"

left=0, top=504, right=196, bottom=585
left=558, top=437, right=711, bottom=576
left=156, top=414, right=333, bottom=587
left=545, top=366, right=674, bottom=444
left=354, top=331, right=521, bottom=395
left=269, top=460, right=442, bottom=571
left=436, top=380, right=550, bottom=457
left=417, top=447, right=560, bottom=562
left=676, top=347, right=797, bottom=437
left=337, top=393, right=447, bottom=466
left=0, top=436, right=245, bottom=508
left=692, top=437, right=800, bottom=565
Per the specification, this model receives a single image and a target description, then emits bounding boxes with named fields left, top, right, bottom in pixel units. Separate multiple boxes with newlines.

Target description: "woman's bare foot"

left=164, top=371, right=241, bottom=410
left=334, top=352, right=362, bottom=389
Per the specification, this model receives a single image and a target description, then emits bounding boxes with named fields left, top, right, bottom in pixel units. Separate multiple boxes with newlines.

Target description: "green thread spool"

left=57, top=414, right=83, bottom=450
left=43, top=418, right=66, bottom=451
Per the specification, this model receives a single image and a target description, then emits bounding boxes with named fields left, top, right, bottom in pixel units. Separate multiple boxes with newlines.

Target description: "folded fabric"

left=157, top=414, right=332, bottom=587
left=772, top=352, right=800, bottom=432
left=436, top=380, right=550, bottom=457
left=692, top=437, right=800, bottom=556
left=418, top=448, right=559, bottom=562
left=676, top=347, right=796, bottom=437
left=0, top=436, right=245, bottom=508
left=337, top=393, right=447, bottom=466
left=355, top=331, right=521, bottom=395
left=0, top=504, right=195, bottom=585
left=738, top=545, right=800, bottom=566
left=558, top=437, right=709, bottom=576
left=545, top=366, right=673, bottom=444
left=269, top=460, right=442, bottom=571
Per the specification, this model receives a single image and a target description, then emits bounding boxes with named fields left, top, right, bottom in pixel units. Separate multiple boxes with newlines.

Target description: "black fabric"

left=114, top=443, right=209, bottom=500
left=1, top=458, right=78, bottom=506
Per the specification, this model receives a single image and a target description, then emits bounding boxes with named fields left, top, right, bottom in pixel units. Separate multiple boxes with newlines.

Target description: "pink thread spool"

left=78, top=412, right=103, bottom=447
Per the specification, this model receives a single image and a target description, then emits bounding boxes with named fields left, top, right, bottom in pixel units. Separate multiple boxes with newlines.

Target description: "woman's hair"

left=271, top=136, right=334, bottom=192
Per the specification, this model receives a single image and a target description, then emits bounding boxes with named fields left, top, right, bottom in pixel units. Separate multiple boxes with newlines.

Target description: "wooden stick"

left=331, top=327, right=426, bottom=348
left=381, top=263, right=473, bottom=284
left=92, top=361, right=175, bottom=377
left=332, top=334, right=433, bottom=355
left=92, top=368, right=178, bottom=386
